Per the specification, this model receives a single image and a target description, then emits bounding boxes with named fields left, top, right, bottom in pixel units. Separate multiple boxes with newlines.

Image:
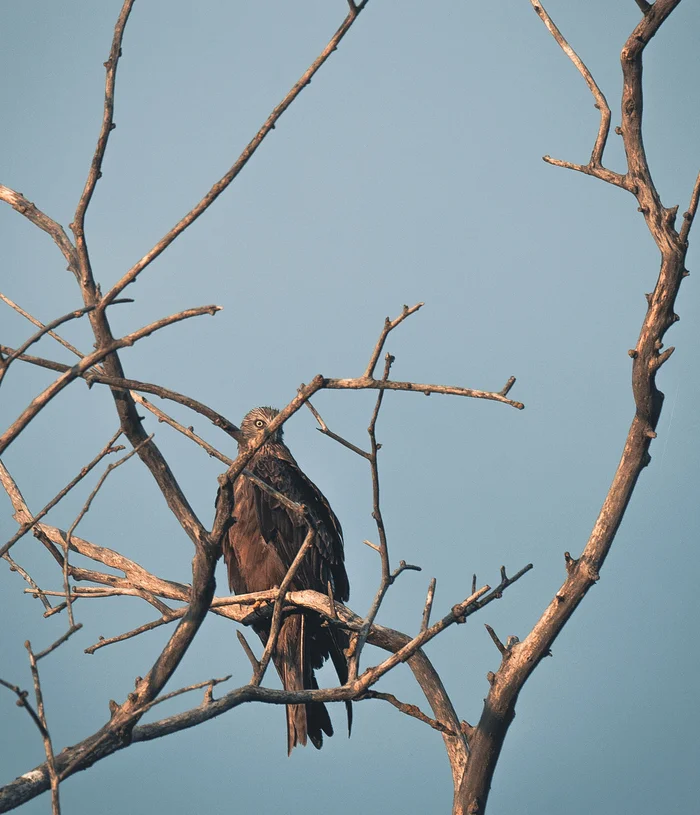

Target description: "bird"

left=222, top=406, right=351, bottom=754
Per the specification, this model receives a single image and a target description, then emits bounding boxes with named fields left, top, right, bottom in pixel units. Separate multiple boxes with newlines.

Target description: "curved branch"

left=458, top=4, right=690, bottom=812
left=71, top=0, right=135, bottom=289
left=531, top=1, right=613, bottom=170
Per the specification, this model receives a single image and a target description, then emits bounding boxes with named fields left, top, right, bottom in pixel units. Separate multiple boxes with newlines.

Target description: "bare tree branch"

left=99, top=2, right=371, bottom=308
left=252, top=528, right=317, bottom=685
left=323, top=375, right=524, bottom=409
left=349, top=354, right=399, bottom=680
left=0, top=303, right=96, bottom=386
left=363, top=303, right=424, bottom=379
left=0, top=343, right=240, bottom=439
left=531, top=1, right=625, bottom=185
left=0, top=563, right=533, bottom=811
left=0, top=295, right=95, bottom=362
left=361, top=690, right=458, bottom=736
left=2, top=554, right=52, bottom=612
left=457, top=4, right=691, bottom=812
left=679, top=169, right=700, bottom=244
left=71, top=0, right=135, bottom=290
left=0, top=305, right=220, bottom=457
left=25, top=643, right=60, bottom=814
left=1, top=430, right=123, bottom=558
left=0, top=188, right=78, bottom=276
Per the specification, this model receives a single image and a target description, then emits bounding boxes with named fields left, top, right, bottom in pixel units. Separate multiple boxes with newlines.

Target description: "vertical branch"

left=71, top=0, right=135, bottom=291
left=348, top=353, right=395, bottom=680
left=25, top=643, right=60, bottom=815
left=456, top=4, right=691, bottom=813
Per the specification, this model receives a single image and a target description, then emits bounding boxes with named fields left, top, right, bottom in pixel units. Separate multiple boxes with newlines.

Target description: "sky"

left=1, top=1, right=699, bottom=813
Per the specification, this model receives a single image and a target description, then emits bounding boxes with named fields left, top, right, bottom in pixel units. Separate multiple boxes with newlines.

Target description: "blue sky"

left=1, top=2, right=699, bottom=813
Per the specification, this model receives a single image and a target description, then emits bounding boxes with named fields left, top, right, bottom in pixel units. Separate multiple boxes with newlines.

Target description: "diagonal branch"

left=0, top=304, right=94, bottom=387
left=0, top=187, right=78, bottom=276
left=0, top=295, right=92, bottom=362
left=99, top=1, right=371, bottom=307
left=0, top=305, right=220, bottom=457
left=1, top=430, right=123, bottom=559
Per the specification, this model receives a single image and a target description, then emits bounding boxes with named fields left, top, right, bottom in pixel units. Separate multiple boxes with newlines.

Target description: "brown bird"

left=223, top=406, right=351, bottom=754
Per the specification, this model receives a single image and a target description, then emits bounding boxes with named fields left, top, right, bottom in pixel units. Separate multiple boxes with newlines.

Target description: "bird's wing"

left=250, top=455, right=349, bottom=601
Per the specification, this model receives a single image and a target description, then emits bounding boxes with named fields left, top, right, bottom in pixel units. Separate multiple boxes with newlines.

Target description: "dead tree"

left=0, top=2, right=697, bottom=814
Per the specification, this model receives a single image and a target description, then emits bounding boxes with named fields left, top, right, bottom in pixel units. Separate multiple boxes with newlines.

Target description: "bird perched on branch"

left=223, top=406, right=351, bottom=754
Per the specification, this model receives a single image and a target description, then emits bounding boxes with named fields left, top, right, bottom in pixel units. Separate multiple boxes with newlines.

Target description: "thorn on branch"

left=634, top=0, right=652, bottom=15
left=615, top=126, right=623, bottom=135
left=653, top=346, right=675, bottom=369
left=460, top=720, right=474, bottom=739
left=628, top=349, right=638, bottom=358
left=421, top=577, right=437, bottom=632
left=236, top=630, right=260, bottom=673
left=564, top=551, right=578, bottom=573
left=391, top=560, right=422, bottom=581
left=484, top=624, right=508, bottom=656
left=499, top=376, right=516, bottom=397
left=664, top=205, right=679, bottom=227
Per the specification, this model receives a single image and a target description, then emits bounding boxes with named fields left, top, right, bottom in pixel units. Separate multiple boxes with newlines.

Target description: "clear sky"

left=1, top=1, right=699, bottom=813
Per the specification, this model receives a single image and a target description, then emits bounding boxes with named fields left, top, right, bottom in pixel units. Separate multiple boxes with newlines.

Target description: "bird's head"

left=238, top=406, right=284, bottom=447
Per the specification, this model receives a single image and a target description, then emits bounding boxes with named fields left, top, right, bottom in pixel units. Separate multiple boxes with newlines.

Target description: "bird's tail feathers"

left=277, top=614, right=333, bottom=755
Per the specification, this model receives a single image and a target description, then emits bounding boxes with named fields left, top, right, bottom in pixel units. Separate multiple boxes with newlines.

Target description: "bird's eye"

left=254, top=419, right=265, bottom=428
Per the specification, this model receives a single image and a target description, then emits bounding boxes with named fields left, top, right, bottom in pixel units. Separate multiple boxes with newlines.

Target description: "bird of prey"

left=223, top=406, right=351, bottom=754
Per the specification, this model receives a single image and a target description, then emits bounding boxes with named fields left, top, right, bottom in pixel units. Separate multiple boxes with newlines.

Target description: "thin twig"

left=25, top=642, right=60, bottom=814
left=679, top=170, right=700, bottom=244
left=363, top=303, right=424, bottom=379
left=253, top=528, right=316, bottom=685
left=71, top=0, right=136, bottom=287
left=484, top=624, right=507, bottom=656
left=2, top=554, right=53, bottom=611
left=349, top=354, right=398, bottom=680
left=305, top=400, right=371, bottom=459
left=421, top=578, right=437, bottom=633
left=0, top=304, right=96, bottom=386
left=0, top=189, right=78, bottom=276
left=0, top=678, right=46, bottom=742
left=35, top=625, right=83, bottom=662
left=236, top=631, right=261, bottom=672
left=136, top=675, right=232, bottom=716
left=324, top=375, right=524, bottom=409
left=362, top=690, right=457, bottom=736
left=61, top=435, right=153, bottom=625
left=1, top=429, right=123, bottom=558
